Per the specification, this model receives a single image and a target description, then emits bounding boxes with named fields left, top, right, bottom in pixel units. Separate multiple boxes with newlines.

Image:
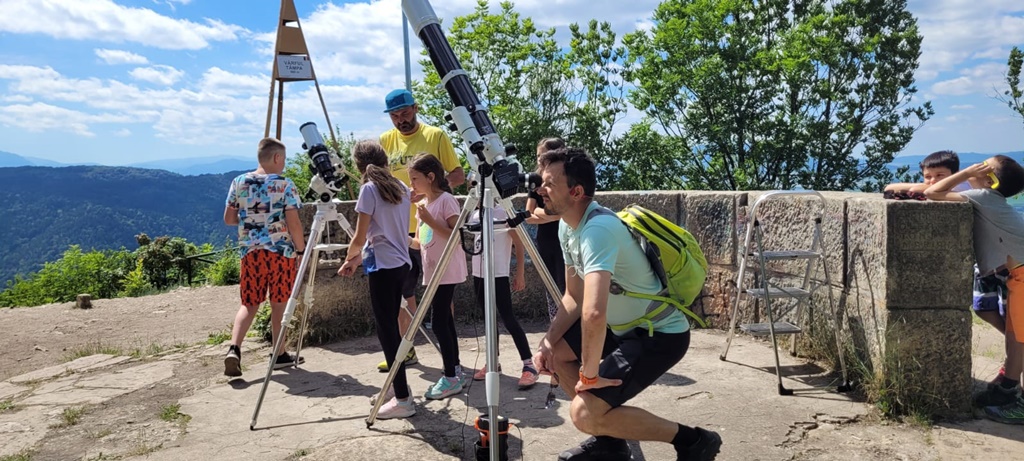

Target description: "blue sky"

left=0, top=0, right=1022, bottom=166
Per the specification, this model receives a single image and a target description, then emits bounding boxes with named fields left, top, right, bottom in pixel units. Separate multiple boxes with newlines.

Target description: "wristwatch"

left=579, top=367, right=598, bottom=385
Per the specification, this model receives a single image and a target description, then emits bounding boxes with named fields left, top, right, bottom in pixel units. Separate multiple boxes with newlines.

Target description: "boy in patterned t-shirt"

left=222, top=137, right=306, bottom=378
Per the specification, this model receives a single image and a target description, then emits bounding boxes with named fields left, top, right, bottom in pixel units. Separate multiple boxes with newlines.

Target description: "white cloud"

left=129, top=65, right=185, bottom=86
left=909, top=0, right=1024, bottom=81
left=95, top=48, right=149, bottom=65
left=931, top=62, right=1009, bottom=96
left=0, top=0, right=246, bottom=50
left=113, top=128, right=132, bottom=137
left=0, top=102, right=134, bottom=137
left=950, top=104, right=975, bottom=110
left=2, top=94, right=32, bottom=103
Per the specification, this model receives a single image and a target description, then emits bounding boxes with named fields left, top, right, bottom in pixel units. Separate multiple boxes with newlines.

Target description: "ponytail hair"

left=408, top=153, right=452, bottom=195
left=351, top=140, right=405, bottom=205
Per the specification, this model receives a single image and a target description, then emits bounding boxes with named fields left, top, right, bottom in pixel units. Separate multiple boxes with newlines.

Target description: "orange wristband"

left=579, top=367, right=598, bottom=386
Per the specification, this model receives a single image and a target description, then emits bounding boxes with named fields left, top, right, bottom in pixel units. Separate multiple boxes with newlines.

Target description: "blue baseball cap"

left=384, top=89, right=416, bottom=113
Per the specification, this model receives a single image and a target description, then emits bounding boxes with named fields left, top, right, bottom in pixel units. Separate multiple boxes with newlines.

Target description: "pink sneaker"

left=473, top=364, right=500, bottom=381
left=518, top=367, right=539, bottom=390
left=377, top=396, right=415, bottom=420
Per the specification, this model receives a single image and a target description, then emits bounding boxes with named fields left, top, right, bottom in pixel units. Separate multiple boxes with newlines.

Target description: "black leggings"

left=368, top=264, right=411, bottom=399
left=431, top=284, right=461, bottom=377
left=536, top=237, right=565, bottom=320
left=473, top=276, right=532, bottom=361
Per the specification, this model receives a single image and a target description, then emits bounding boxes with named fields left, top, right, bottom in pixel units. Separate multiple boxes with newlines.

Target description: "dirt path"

left=0, top=285, right=239, bottom=381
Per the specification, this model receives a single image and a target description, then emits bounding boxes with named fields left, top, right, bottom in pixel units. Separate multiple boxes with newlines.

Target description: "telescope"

left=299, top=121, right=347, bottom=202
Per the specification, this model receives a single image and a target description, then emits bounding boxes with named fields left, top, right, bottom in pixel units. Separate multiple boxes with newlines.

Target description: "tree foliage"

left=413, top=0, right=629, bottom=171
left=623, top=0, right=931, bottom=191
left=1000, top=46, right=1024, bottom=130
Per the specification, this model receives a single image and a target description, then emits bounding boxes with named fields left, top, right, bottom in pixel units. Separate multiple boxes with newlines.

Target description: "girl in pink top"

left=408, top=153, right=469, bottom=400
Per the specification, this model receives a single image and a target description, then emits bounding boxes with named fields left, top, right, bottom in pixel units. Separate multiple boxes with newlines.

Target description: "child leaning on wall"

left=884, top=150, right=970, bottom=200
left=925, top=155, right=1024, bottom=425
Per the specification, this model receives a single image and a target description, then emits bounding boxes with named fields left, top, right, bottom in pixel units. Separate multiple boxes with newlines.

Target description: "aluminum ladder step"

left=750, top=250, right=820, bottom=261
left=314, top=243, right=349, bottom=252
left=745, top=287, right=811, bottom=299
left=740, top=321, right=802, bottom=336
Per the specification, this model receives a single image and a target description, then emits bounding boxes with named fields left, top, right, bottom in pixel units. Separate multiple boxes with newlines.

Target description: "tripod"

left=248, top=200, right=439, bottom=430
left=366, top=173, right=565, bottom=461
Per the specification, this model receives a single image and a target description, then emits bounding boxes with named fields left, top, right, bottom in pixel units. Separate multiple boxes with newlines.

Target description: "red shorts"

left=240, top=249, right=298, bottom=306
left=1006, top=265, right=1024, bottom=343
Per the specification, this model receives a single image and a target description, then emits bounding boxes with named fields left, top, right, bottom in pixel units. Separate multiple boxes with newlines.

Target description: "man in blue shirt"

left=532, top=147, right=721, bottom=461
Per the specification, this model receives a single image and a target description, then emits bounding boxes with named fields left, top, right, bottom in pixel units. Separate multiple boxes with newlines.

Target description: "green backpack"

left=587, top=204, right=709, bottom=334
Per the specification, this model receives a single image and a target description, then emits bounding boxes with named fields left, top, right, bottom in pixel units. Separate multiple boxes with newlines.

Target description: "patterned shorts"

left=240, top=249, right=298, bottom=306
left=972, top=265, right=1008, bottom=315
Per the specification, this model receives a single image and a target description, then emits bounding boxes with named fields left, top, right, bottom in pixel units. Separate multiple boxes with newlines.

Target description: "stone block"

left=884, top=200, right=973, bottom=309
left=684, top=192, right=742, bottom=266
left=594, top=191, right=684, bottom=225
left=883, top=308, right=972, bottom=417
left=845, top=196, right=888, bottom=308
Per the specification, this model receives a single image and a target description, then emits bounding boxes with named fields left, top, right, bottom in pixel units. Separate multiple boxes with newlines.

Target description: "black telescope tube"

left=417, top=23, right=498, bottom=139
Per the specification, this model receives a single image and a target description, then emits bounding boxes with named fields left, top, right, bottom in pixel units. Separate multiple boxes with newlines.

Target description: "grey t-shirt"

left=961, top=188, right=1024, bottom=273
left=354, top=181, right=412, bottom=271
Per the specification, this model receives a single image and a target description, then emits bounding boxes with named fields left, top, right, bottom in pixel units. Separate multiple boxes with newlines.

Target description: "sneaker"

left=984, top=395, right=1024, bottom=425
left=456, top=365, right=473, bottom=388
left=518, top=366, right=539, bottom=390
left=557, top=436, right=631, bottom=461
left=473, top=364, right=501, bottom=381
left=370, top=384, right=413, bottom=406
left=223, top=345, right=242, bottom=377
left=973, top=383, right=1021, bottom=408
left=424, top=376, right=463, bottom=400
left=377, top=348, right=418, bottom=372
left=993, top=365, right=1007, bottom=385
left=676, top=427, right=723, bottom=461
left=377, top=396, right=416, bottom=420
left=272, top=352, right=305, bottom=370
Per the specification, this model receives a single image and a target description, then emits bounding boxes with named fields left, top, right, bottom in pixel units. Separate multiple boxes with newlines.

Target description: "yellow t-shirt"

left=380, top=123, right=461, bottom=233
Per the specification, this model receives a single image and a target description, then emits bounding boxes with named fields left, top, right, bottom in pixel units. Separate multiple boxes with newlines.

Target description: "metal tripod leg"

left=402, top=298, right=442, bottom=355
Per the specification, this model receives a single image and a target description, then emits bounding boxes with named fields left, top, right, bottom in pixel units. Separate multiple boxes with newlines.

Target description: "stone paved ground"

left=1, top=287, right=1022, bottom=460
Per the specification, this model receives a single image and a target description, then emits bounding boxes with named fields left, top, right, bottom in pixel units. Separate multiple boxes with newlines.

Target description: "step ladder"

left=719, top=191, right=852, bottom=395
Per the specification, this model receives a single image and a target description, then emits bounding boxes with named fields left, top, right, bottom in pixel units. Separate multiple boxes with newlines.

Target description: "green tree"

left=999, top=46, right=1024, bottom=129
left=413, top=1, right=629, bottom=171
left=0, top=246, right=136, bottom=307
left=134, top=235, right=198, bottom=289
left=283, top=129, right=359, bottom=202
left=624, top=0, right=932, bottom=191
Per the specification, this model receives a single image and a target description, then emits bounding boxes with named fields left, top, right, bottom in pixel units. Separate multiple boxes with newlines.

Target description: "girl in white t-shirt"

left=469, top=205, right=538, bottom=389
left=408, top=153, right=469, bottom=400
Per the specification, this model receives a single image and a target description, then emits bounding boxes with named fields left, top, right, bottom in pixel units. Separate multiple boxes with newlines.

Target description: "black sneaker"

left=676, top=427, right=722, bottom=461
left=272, top=352, right=305, bottom=370
left=224, top=345, right=242, bottom=377
left=973, top=383, right=1021, bottom=408
left=557, top=436, right=630, bottom=461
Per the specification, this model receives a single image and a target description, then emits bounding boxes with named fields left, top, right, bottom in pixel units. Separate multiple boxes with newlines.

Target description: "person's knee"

left=569, top=394, right=611, bottom=435
left=551, top=338, right=578, bottom=364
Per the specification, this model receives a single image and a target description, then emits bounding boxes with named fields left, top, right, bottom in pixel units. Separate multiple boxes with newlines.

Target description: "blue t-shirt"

left=354, top=181, right=413, bottom=271
left=226, top=172, right=302, bottom=258
left=560, top=201, right=689, bottom=335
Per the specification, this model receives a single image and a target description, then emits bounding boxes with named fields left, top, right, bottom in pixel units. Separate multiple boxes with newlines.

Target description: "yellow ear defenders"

left=983, top=161, right=1000, bottom=190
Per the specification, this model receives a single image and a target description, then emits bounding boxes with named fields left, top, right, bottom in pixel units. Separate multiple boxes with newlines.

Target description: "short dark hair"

left=537, top=146, right=596, bottom=197
left=257, top=137, right=285, bottom=164
left=536, top=137, right=566, bottom=155
left=990, top=155, right=1024, bottom=197
left=920, top=150, right=959, bottom=173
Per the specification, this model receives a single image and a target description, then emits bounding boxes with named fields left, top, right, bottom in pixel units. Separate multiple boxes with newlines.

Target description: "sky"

left=0, top=0, right=1022, bottom=166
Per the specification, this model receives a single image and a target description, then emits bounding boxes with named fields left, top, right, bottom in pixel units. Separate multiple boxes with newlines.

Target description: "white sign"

left=277, top=55, right=313, bottom=80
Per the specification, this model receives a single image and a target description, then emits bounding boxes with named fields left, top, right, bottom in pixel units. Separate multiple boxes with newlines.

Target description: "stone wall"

left=297, top=190, right=973, bottom=416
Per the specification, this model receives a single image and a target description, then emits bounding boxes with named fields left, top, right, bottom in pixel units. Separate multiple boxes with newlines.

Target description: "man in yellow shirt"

left=378, top=89, right=466, bottom=372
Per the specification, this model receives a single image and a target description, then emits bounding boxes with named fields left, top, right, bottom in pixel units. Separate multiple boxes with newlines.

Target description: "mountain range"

left=0, top=150, right=254, bottom=176
left=0, top=166, right=240, bottom=285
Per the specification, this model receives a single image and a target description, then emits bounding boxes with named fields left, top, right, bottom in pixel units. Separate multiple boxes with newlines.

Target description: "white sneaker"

left=377, top=396, right=416, bottom=420
left=370, top=384, right=412, bottom=406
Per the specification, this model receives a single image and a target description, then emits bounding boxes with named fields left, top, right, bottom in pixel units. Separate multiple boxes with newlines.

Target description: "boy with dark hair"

left=926, top=155, right=1024, bottom=424
left=885, top=150, right=969, bottom=199
left=222, top=137, right=306, bottom=378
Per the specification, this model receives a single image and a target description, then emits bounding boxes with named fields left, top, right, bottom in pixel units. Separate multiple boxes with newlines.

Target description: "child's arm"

left=224, top=204, right=239, bottom=226
left=284, top=208, right=307, bottom=253
left=338, top=212, right=372, bottom=277
left=415, top=202, right=458, bottom=241
left=925, top=163, right=990, bottom=202
left=525, top=195, right=560, bottom=224
left=509, top=231, right=526, bottom=292
left=884, top=183, right=928, bottom=193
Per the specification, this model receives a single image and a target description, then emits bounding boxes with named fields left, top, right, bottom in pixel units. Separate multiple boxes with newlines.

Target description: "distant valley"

left=0, top=150, right=255, bottom=176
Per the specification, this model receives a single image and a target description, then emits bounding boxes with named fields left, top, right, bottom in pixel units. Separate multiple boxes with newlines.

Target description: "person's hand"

left=533, top=340, right=554, bottom=376
left=964, top=162, right=994, bottom=178
left=338, top=255, right=361, bottom=277
left=511, top=273, right=526, bottom=292
left=575, top=374, right=623, bottom=394
left=411, top=191, right=425, bottom=203
left=415, top=202, right=434, bottom=225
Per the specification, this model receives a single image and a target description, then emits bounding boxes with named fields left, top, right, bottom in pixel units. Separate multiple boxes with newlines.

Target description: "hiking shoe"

left=973, top=383, right=1021, bottom=408
left=424, top=376, right=463, bottom=400
left=370, top=384, right=413, bottom=406
left=518, top=366, right=539, bottom=390
left=557, top=436, right=630, bottom=461
left=377, top=396, right=416, bottom=420
left=272, top=352, right=305, bottom=370
left=993, top=365, right=1007, bottom=385
left=676, top=427, right=722, bottom=461
left=224, top=345, right=242, bottom=377
left=984, top=396, right=1024, bottom=425
left=473, top=364, right=500, bottom=381
left=377, top=348, right=418, bottom=372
